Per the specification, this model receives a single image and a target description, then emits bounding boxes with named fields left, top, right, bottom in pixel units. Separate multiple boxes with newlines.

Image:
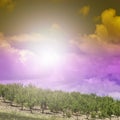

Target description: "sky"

left=0, top=0, right=120, bottom=99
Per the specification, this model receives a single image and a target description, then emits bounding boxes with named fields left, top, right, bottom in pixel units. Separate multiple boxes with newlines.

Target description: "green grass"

left=0, top=112, right=59, bottom=120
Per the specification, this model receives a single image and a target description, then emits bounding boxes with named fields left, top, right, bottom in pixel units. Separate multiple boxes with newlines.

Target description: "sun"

left=40, top=47, right=61, bottom=67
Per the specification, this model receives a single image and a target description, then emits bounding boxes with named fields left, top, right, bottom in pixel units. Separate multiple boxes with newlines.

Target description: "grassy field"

left=0, top=112, right=44, bottom=120
left=0, top=111, right=75, bottom=120
left=0, top=111, right=72, bottom=120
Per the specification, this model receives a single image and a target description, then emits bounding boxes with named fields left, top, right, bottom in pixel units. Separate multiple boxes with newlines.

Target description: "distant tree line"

left=0, top=84, right=120, bottom=120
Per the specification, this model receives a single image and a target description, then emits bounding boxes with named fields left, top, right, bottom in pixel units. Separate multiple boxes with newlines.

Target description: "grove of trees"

left=0, top=83, right=120, bottom=119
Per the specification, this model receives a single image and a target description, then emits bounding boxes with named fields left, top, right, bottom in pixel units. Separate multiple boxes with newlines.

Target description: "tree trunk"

left=10, top=101, right=13, bottom=106
left=110, top=116, right=112, bottom=120
left=86, top=114, right=89, bottom=120
left=21, top=103, right=24, bottom=110
left=41, top=102, right=46, bottom=114
left=117, top=116, right=119, bottom=120
left=62, top=111, right=65, bottom=117
left=30, top=107, right=33, bottom=114
left=76, top=113, right=79, bottom=120
left=3, top=97, right=6, bottom=102
left=41, top=108, right=44, bottom=114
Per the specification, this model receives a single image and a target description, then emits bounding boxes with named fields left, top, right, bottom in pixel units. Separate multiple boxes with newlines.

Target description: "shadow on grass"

left=0, top=112, right=47, bottom=120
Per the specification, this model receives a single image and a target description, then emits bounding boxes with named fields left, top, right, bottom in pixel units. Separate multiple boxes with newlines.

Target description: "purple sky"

left=0, top=31, right=120, bottom=99
left=0, top=1, right=120, bottom=99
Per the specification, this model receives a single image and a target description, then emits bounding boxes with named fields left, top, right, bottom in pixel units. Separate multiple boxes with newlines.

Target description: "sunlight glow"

left=40, top=48, right=61, bottom=67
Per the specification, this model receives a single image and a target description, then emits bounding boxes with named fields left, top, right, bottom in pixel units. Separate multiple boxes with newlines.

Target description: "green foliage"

left=0, top=83, right=120, bottom=119
left=24, top=84, right=39, bottom=113
left=0, top=84, right=21, bottom=104
left=114, top=100, right=120, bottom=117
left=0, top=84, right=6, bottom=98
left=36, top=88, right=50, bottom=113
left=15, top=84, right=27, bottom=110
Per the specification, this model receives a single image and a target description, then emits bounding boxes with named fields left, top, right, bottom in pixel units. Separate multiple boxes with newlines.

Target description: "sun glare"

left=40, top=48, right=61, bottom=67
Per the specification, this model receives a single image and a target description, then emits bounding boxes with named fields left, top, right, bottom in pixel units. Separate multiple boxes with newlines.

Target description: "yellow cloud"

left=71, top=8, right=120, bottom=55
left=95, top=24, right=108, bottom=39
left=79, top=5, right=90, bottom=16
left=95, top=8, right=120, bottom=43
left=0, top=0, right=15, bottom=12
